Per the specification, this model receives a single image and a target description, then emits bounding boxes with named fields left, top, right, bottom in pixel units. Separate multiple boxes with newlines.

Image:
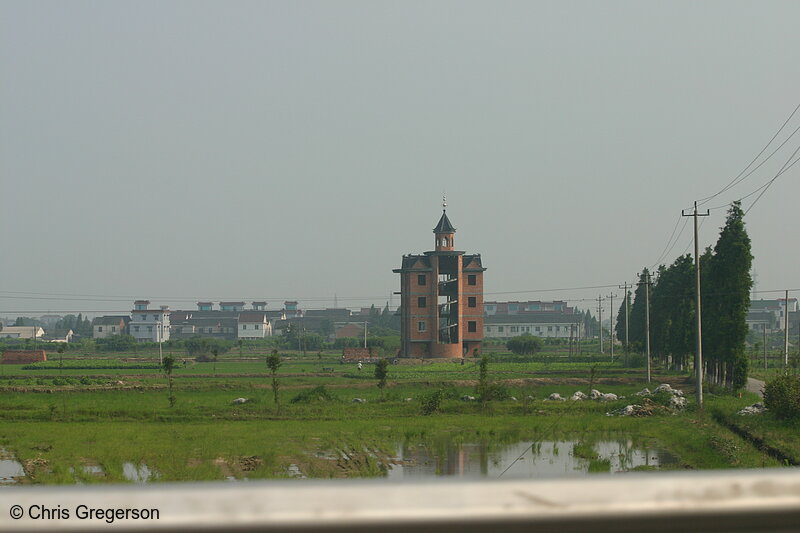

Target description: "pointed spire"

left=433, top=210, right=456, bottom=234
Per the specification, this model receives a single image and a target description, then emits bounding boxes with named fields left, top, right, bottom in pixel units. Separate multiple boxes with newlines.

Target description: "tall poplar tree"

left=703, top=201, right=752, bottom=388
left=649, top=255, right=695, bottom=370
left=614, top=290, right=631, bottom=344
left=628, top=269, right=651, bottom=352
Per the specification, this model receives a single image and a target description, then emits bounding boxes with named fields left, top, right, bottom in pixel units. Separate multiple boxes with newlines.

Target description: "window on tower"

left=468, top=321, right=477, bottom=333
left=468, top=275, right=477, bottom=286
left=417, top=321, right=426, bottom=332
left=418, top=297, right=427, bottom=308
left=418, top=274, right=426, bottom=286
left=468, top=297, right=476, bottom=307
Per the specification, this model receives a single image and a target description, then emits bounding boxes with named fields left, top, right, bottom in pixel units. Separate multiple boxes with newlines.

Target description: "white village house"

left=129, top=300, right=170, bottom=343
left=237, top=311, right=272, bottom=339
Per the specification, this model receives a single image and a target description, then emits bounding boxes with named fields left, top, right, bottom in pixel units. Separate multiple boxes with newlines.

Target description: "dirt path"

left=746, top=377, right=765, bottom=399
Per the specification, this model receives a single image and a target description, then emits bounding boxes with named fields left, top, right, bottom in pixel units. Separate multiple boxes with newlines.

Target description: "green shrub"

left=482, top=383, right=511, bottom=401
left=439, top=385, right=460, bottom=400
left=420, top=389, right=445, bottom=415
left=763, top=373, right=800, bottom=419
left=506, top=334, right=543, bottom=355
left=290, top=385, right=337, bottom=404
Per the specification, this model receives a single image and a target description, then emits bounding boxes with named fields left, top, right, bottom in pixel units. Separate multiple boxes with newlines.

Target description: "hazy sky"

left=2, top=1, right=799, bottom=318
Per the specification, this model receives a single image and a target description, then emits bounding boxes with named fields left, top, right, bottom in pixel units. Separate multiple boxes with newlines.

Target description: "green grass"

left=0, top=358, right=790, bottom=483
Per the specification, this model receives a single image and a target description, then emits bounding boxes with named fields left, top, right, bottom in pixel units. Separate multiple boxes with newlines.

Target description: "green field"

left=0, top=351, right=794, bottom=484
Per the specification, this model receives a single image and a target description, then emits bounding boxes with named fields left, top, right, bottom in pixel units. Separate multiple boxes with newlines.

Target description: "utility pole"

left=645, top=274, right=651, bottom=383
left=364, top=321, right=368, bottom=349
left=597, top=295, right=604, bottom=354
left=161, top=320, right=164, bottom=367
left=784, top=290, right=790, bottom=368
left=764, top=322, right=768, bottom=370
left=638, top=273, right=652, bottom=384
left=619, top=282, right=631, bottom=365
left=568, top=324, right=573, bottom=359
left=682, top=201, right=709, bottom=408
left=607, top=293, right=615, bottom=362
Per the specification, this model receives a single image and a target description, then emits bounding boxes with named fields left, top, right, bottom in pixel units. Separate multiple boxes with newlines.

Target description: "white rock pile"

left=654, top=383, right=684, bottom=397
left=608, top=383, right=687, bottom=416
left=669, top=396, right=688, bottom=409
left=737, top=403, right=767, bottom=416
left=567, top=390, right=619, bottom=402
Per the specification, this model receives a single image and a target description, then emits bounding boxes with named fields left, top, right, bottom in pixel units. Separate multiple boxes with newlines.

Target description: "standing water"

left=388, top=440, right=677, bottom=479
left=0, top=449, right=27, bottom=484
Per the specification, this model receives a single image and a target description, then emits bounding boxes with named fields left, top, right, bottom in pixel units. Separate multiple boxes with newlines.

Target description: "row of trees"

left=9, top=314, right=93, bottom=337
left=617, top=202, right=752, bottom=389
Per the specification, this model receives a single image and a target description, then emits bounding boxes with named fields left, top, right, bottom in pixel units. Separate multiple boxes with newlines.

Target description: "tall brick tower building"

left=394, top=201, right=486, bottom=358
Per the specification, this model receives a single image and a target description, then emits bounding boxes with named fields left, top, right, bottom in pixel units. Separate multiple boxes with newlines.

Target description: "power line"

left=679, top=217, right=708, bottom=256
left=0, top=289, right=400, bottom=302
left=3, top=289, right=797, bottom=315
left=653, top=105, right=800, bottom=270
left=650, top=216, right=690, bottom=269
left=485, top=284, right=621, bottom=295
left=745, top=142, right=800, bottom=215
left=0, top=284, right=626, bottom=303
left=695, top=102, right=800, bottom=206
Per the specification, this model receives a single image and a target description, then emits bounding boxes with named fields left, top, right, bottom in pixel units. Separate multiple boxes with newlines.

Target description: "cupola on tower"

left=393, top=198, right=486, bottom=358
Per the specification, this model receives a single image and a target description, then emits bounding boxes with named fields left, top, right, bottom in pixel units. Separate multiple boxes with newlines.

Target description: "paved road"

left=746, top=377, right=765, bottom=399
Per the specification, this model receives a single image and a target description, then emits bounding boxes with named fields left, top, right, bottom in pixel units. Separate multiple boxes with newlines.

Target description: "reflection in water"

left=0, top=459, right=26, bottom=484
left=388, top=440, right=677, bottom=480
left=0, top=448, right=27, bottom=484
left=123, top=463, right=158, bottom=483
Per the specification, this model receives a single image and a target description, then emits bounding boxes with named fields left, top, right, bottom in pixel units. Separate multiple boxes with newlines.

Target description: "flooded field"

left=0, top=448, right=26, bottom=484
left=1, top=438, right=676, bottom=485
left=387, top=440, right=677, bottom=479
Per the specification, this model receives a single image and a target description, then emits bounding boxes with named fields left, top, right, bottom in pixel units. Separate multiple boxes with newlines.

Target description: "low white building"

left=484, top=313, right=582, bottom=339
left=237, top=312, right=272, bottom=339
left=92, top=316, right=129, bottom=339
left=129, top=300, right=170, bottom=342
left=0, top=326, right=45, bottom=339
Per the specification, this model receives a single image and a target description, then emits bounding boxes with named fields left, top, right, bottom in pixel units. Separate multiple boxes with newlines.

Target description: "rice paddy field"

left=0, top=349, right=795, bottom=485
